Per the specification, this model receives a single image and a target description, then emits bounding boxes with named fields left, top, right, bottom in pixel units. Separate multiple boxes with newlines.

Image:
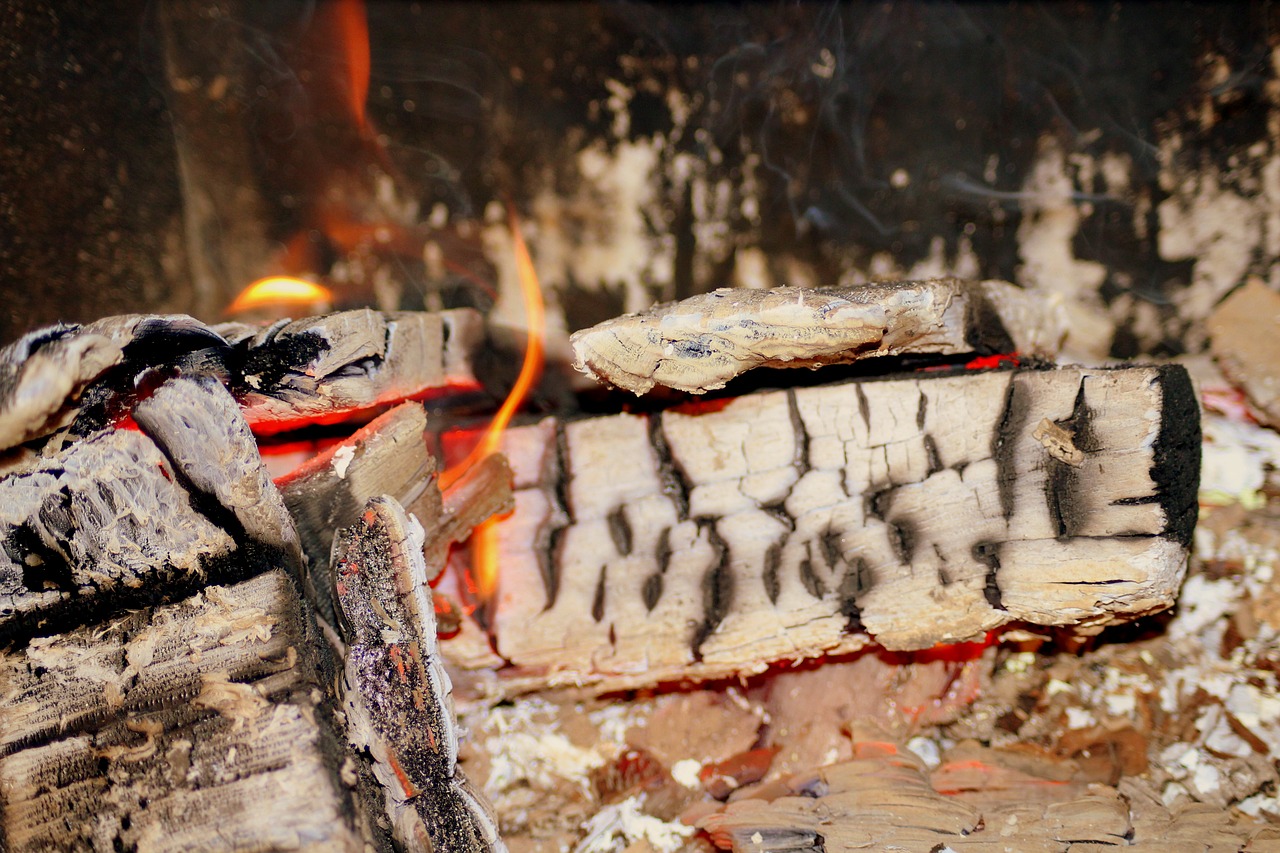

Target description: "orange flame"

left=442, top=207, right=545, bottom=603
left=334, top=0, right=371, bottom=133
left=227, top=276, right=334, bottom=315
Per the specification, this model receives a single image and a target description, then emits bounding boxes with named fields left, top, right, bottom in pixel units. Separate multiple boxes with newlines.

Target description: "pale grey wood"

left=446, top=364, right=1199, bottom=694
left=0, top=427, right=235, bottom=642
left=570, top=278, right=1056, bottom=395
left=0, top=570, right=370, bottom=852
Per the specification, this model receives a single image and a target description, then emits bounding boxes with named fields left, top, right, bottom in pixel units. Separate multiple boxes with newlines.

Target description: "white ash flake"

left=330, top=444, right=355, bottom=479
left=480, top=700, right=607, bottom=798
left=573, top=797, right=693, bottom=853
left=670, top=759, right=702, bottom=789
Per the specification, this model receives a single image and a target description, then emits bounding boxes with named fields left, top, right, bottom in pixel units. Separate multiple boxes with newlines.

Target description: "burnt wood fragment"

left=570, top=278, right=1057, bottom=395
left=334, top=496, right=505, bottom=853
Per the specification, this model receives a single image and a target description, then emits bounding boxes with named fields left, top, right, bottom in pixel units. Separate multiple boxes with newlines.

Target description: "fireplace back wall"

left=2, top=1, right=1276, bottom=364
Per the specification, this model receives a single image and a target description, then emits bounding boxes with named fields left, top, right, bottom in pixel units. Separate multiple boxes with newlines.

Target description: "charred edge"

left=763, top=540, right=782, bottom=604
left=963, top=286, right=1017, bottom=353
left=865, top=486, right=892, bottom=522
left=231, top=329, right=329, bottom=396
left=839, top=558, right=870, bottom=633
left=1045, top=377, right=1092, bottom=539
left=786, top=388, right=811, bottom=476
left=650, top=413, right=692, bottom=521
left=972, top=541, right=1005, bottom=610
left=888, top=519, right=916, bottom=565
left=1149, top=365, right=1201, bottom=547
left=538, top=421, right=573, bottom=610
left=854, top=383, right=872, bottom=434
left=591, top=566, right=608, bottom=622
left=916, top=388, right=928, bottom=430
left=820, top=527, right=843, bottom=571
left=934, top=544, right=952, bottom=586
left=607, top=506, right=632, bottom=556
left=993, top=372, right=1029, bottom=521
left=691, top=524, right=733, bottom=660
left=643, top=528, right=673, bottom=611
left=6, top=506, right=74, bottom=593
left=800, top=541, right=826, bottom=598
left=542, top=526, right=566, bottom=613
left=1059, top=376, right=1097, bottom=453
left=923, top=434, right=942, bottom=476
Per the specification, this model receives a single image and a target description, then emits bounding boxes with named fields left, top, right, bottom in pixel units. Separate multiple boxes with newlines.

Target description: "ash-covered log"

left=334, top=496, right=506, bottom=853
left=215, top=308, right=483, bottom=434
left=0, top=308, right=484, bottom=456
left=0, top=370, right=303, bottom=644
left=570, top=278, right=1058, bottom=395
left=448, top=363, right=1200, bottom=694
left=0, top=570, right=370, bottom=850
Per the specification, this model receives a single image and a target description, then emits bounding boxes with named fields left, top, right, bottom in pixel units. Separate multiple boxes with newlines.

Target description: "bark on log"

left=570, top=278, right=1057, bottom=395
left=447, top=364, right=1200, bottom=694
left=334, top=496, right=505, bottom=853
left=0, top=570, right=369, bottom=852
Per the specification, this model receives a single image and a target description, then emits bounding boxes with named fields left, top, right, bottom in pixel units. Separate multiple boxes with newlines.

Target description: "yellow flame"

left=441, top=207, right=545, bottom=605
left=227, top=276, right=334, bottom=315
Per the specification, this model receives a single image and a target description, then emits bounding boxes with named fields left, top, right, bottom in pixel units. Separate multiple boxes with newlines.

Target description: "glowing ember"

left=442, top=207, right=545, bottom=603
left=227, top=276, right=334, bottom=315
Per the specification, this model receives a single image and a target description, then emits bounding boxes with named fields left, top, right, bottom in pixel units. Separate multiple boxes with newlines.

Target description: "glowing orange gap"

left=226, top=276, right=334, bottom=315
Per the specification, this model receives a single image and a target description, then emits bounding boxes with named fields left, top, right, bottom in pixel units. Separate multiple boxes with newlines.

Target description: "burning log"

left=216, top=308, right=483, bottom=434
left=0, top=569, right=371, bottom=850
left=333, top=496, right=505, bottom=853
left=452, top=363, right=1199, bottom=693
left=0, top=308, right=483, bottom=455
left=569, top=278, right=1057, bottom=395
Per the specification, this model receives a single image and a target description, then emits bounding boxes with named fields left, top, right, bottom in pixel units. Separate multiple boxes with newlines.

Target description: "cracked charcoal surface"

left=451, top=364, right=1199, bottom=694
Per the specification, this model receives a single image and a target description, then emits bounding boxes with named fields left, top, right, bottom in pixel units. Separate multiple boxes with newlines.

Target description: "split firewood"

left=215, top=308, right=483, bottom=433
left=0, top=369, right=309, bottom=643
left=334, top=496, right=505, bottom=853
left=0, top=426, right=236, bottom=643
left=132, top=374, right=304, bottom=571
left=0, top=314, right=226, bottom=454
left=0, top=570, right=373, bottom=851
left=0, top=308, right=484, bottom=455
left=446, top=363, right=1199, bottom=694
left=569, top=278, right=1058, bottom=395
left=278, top=402, right=513, bottom=624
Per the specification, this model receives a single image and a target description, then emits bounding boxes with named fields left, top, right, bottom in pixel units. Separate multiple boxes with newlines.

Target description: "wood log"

left=0, top=371, right=304, bottom=644
left=0, top=308, right=484, bottom=455
left=278, top=402, right=513, bottom=624
left=0, top=569, right=370, bottom=851
left=569, top=278, right=1058, bottom=395
left=215, top=308, right=483, bottom=434
left=0, top=427, right=236, bottom=643
left=334, top=495, right=505, bottom=853
left=445, top=363, right=1200, bottom=694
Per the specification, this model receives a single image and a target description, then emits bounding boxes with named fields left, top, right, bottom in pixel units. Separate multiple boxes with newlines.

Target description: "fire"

left=331, top=0, right=372, bottom=134
left=442, top=207, right=545, bottom=604
left=226, top=276, right=334, bottom=315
